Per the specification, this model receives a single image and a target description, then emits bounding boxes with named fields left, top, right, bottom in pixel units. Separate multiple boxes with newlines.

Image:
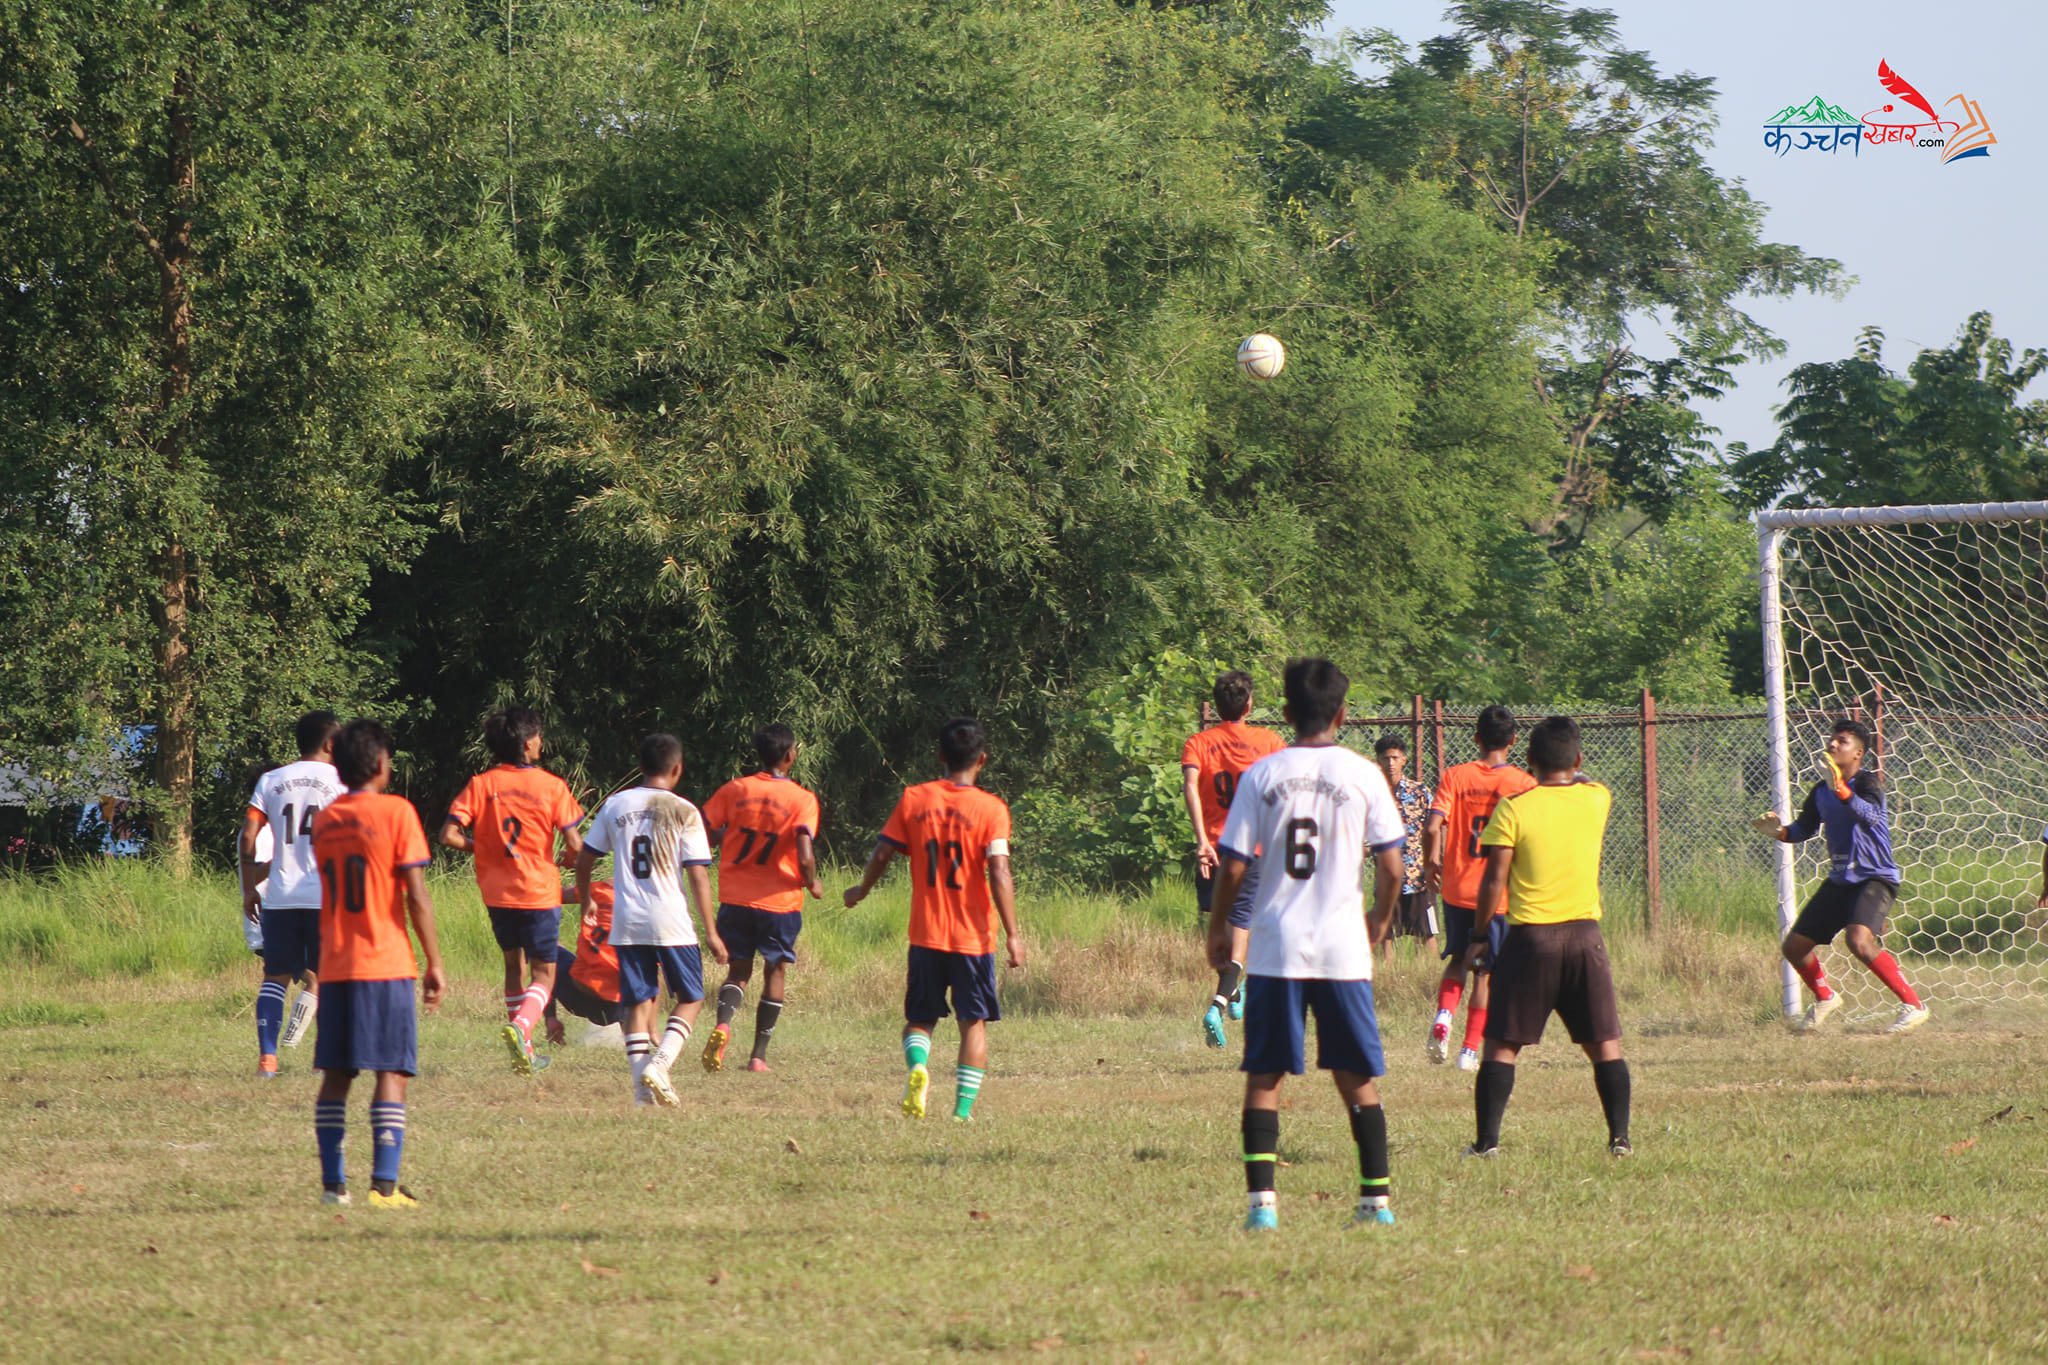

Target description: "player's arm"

left=1469, top=845, right=1513, bottom=968
left=238, top=807, right=269, bottom=921
left=438, top=814, right=474, bottom=854
left=1207, top=850, right=1249, bottom=970
left=843, top=838, right=899, bottom=908
left=573, top=842, right=598, bottom=913
left=1365, top=844, right=1403, bottom=949
left=687, top=864, right=727, bottom=965
left=797, top=829, right=824, bottom=900
left=2038, top=840, right=2048, bottom=911
left=402, top=866, right=447, bottom=1011
left=1757, top=787, right=1822, bottom=844
left=555, top=819, right=584, bottom=867
left=1836, top=770, right=1886, bottom=827
left=989, top=852, right=1022, bottom=968
left=1422, top=810, right=1447, bottom=894
left=1182, top=765, right=1215, bottom=874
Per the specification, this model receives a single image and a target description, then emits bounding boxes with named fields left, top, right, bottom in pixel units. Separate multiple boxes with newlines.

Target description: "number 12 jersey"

left=1218, top=743, right=1406, bottom=981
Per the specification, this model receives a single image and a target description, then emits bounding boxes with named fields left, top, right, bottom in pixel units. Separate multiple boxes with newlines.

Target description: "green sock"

left=953, top=1065, right=984, bottom=1119
left=903, top=1033, right=930, bottom=1071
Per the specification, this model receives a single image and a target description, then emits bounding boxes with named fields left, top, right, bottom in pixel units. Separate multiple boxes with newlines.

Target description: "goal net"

left=1761, top=501, right=2048, bottom=1018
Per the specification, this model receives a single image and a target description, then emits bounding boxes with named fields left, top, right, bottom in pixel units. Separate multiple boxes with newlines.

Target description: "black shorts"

left=1484, top=920, right=1622, bottom=1047
left=1390, top=890, right=1439, bottom=940
left=1789, top=878, right=1896, bottom=945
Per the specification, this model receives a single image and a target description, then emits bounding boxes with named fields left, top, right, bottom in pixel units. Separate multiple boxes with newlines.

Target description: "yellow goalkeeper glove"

left=1821, top=751, right=1851, bottom=801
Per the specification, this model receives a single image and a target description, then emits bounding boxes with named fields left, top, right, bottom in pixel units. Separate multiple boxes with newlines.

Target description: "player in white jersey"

left=240, top=712, right=344, bottom=1077
left=1208, top=658, right=1406, bottom=1233
left=575, top=732, right=728, bottom=1107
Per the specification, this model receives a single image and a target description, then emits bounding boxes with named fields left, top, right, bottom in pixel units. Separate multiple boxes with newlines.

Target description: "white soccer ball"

left=1237, top=332, right=1286, bottom=380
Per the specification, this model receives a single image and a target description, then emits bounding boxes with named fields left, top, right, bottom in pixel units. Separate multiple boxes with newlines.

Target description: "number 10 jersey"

left=583, top=787, right=714, bottom=947
left=1218, top=743, right=1406, bottom=981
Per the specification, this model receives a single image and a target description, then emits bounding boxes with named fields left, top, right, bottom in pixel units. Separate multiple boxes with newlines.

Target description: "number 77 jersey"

left=702, top=772, right=821, bottom=914
left=1217, top=743, right=1407, bottom=980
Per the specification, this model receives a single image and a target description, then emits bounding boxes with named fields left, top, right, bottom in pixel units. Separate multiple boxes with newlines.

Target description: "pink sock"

left=512, top=983, right=551, bottom=1034
left=1792, top=955, right=1834, bottom=1001
left=1868, top=952, right=1921, bottom=1008
left=1436, top=980, right=1464, bottom=1015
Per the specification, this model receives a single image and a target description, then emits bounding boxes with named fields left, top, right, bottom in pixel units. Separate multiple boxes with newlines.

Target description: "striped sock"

left=751, top=998, right=783, bottom=1061
left=511, top=983, right=551, bottom=1036
left=1242, top=1108, right=1279, bottom=1194
left=625, top=1032, right=653, bottom=1101
left=652, top=1014, right=693, bottom=1071
left=717, top=982, right=745, bottom=1028
left=282, top=986, right=317, bottom=1046
left=504, top=993, right=524, bottom=1021
left=953, top=1066, right=985, bottom=1119
left=315, top=1100, right=347, bottom=1187
left=369, top=1102, right=406, bottom=1185
left=1349, top=1103, right=1390, bottom=1209
left=903, top=1031, right=930, bottom=1071
left=256, top=981, right=287, bottom=1056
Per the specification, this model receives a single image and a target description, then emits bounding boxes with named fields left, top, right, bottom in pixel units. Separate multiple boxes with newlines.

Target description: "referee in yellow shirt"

left=1463, top=716, right=1631, bottom=1158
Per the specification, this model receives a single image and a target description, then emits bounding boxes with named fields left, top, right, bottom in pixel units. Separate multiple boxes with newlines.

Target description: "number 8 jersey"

left=583, top=786, right=714, bottom=946
left=1217, top=743, right=1406, bottom=980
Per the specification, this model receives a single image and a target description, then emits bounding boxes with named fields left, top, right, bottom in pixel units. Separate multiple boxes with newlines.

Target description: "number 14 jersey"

left=1218, top=743, right=1406, bottom=981
left=583, top=787, right=714, bottom=947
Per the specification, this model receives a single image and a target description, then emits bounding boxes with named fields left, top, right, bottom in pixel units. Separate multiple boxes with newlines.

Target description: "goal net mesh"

left=1776, top=510, right=2048, bottom=1014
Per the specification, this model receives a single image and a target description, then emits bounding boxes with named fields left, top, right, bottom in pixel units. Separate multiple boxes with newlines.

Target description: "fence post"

left=1432, top=699, right=1446, bottom=790
left=1411, top=695, right=1425, bottom=787
left=1640, top=688, right=1661, bottom=932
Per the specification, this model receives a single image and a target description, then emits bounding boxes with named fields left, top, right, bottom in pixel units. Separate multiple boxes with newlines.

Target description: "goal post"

left=1759, top=500, right=2048, bottom=1018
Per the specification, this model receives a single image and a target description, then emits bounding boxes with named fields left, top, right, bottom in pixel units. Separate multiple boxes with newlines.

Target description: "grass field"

left=4, top=866, right=2048, bottom=1362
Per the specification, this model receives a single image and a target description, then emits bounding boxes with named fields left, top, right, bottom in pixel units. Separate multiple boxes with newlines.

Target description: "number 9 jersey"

left=312, top=791, right=433, bottom=981
left=1181, top=720, right=1286, bottom=846
left=1217, top=743, right=1406, bottom=980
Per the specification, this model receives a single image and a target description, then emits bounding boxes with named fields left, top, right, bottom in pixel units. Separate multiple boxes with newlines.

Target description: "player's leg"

left=617, top=948, right=662, bottom=1105
left=1225, top=864, right=1256, bottom=1021
left=1311, top=977, right=1393, bottom=1228
left=1458, top=919, right=1507, bottom=1071
left=280, top=966, right=319, bottom=1049
left=750, top=957, right=790, bottom=1071
left=314, top=1067, right=355, bottom=1203
left=1196, top=873, right=1230, bottom=1047
left=901, top=947, right=948, bottom=1117
left=502, top=910, right=562, bottom=1071
left=706, top=905, right=754, bottom=1071
left=1470, top=923, right=1546, bottom=1156
left=256, top=972, right=290, bottom=1076
left=256, top=907, right=312, bottom=1074
left=1430, top=905, right=1475, bottom=1064
left=1237, top=975, right=1304, bottom=1230
left=1557, top=922, right=1631, bottom=1155
left=949, top=953, right=1000, bottom=1120
left=495, top=910, right=527, bottom=1022
left=366, top=1069, right=417, bottom=1207
left=1784, top=882, right=1851, bottom=1031
left=644, top=948, right=705, bottom=1104
left=1836, top=881, right=1927, bottom=1030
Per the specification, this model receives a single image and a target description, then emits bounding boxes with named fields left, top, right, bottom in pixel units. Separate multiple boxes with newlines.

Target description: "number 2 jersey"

left=582, top=786, right=714, bottom=946
left=1430, top=761, right=1537, bottom=910
left=701, top=772, right=821, bottom=913
left=311, top=791, right=433, bottom=982
left=1181, top=720, right=1286, bottom=846
left=445, top=765, right=584, bottom=910
left=880, top=781, right=1012, bottom=956
left=246, top=759, right=345, bottom=910
left=1218, top=743, right=1406, bottom=981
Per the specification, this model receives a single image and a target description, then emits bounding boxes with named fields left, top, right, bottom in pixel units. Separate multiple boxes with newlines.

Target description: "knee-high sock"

left=1474, top=1060, right=1515, bottom=1150
left=511, top=982, right=550, bottom=1036
left=953, top=1065, right=984, bottom=1119
left=1593, top=1059, right=1630, bottom=1145
left=650, top=1013, right=693, bottom=1071
left=751, top=998, right=783, bottom=1061
left=1242, top=1108, right=1279, bottom=1196
left=370, top=1101, right=406, bottom=1186
left=282, top=985, right=317, bottom=1046
left=503, top=993, right=524, bottom=1021
left=1348, top=1103, right=1390, bottom=1208
left=1792, top=954, right=1834, bottom=1001
left=625, top=1032, right=653, bottom=1099
left=256, top=981, right=287, bottom=1056
left=1436, top=979, right=1464, bottom=1016
left=1212, top=961, right=1243, bottom=1009
left=1461, top=1006, right=1488, bottom=1052
left=903, top=1031, right=930, bottom=1071
left=315, top=1100, right=346, bottom=1187
left=1868, top=951, right=1921, bottom=1007
left=716, top=982, right=745, bottom=1028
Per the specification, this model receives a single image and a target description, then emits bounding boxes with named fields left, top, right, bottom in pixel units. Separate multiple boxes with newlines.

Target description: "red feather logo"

left=1878, top=60, right=1939, bottom=124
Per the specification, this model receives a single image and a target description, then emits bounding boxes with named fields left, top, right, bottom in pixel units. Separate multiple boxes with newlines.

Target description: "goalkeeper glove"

left=1821, top=752, right=1851, bottom=801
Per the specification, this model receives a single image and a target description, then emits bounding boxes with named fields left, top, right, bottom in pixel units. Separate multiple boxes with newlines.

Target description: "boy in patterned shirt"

left=1374, top=734, right=1438, bottom=959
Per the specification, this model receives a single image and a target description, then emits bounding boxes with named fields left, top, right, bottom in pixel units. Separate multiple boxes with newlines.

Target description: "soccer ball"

left=1236, top=332, right=1286, bottom=381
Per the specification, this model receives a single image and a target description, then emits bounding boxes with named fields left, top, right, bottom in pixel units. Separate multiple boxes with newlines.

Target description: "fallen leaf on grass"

left=707, top=1269, right=727, bottom=1285
left=1029, top=1335, right=1065, bottom=1352
left=1218, top=1289, right=1261, bottom=1300
left=140, top=1245, right=158, bottom=1255
left=1311, top=1191, right=1332, bottom=1203
left=1985, top=1105, right=2015, bottom=1123
left=559, top=1202, right=572, bottom=1212
left=1933, top=1214, right=1958, bottom=1225
left=969, top=1210, right=992, bottom=1222
left=1566, top=1265, right=1597, bottom=1282
left=784, top=1138, right=801, bottom=1154
left=1945, top=1138, right=1978, bottom=1156
left=581, top=1260, right=621, bottom=1278
left=645, top=1183, right=656, bottom=1192
left=71, top=1184, right=85, bottom=1193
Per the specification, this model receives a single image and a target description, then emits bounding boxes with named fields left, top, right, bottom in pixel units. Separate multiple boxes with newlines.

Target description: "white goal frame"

left=1759, top=499, right=2048, bottom=1017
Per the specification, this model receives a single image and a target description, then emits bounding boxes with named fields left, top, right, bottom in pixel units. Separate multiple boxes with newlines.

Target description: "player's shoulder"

left=1850, top=770, right=1885, bottom=800
left=1247, top=724, right=1286, bottom=752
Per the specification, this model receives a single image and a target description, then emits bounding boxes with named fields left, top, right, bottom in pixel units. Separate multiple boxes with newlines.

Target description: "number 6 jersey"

left=1217, top=743, right=1406, bottom=981
left=583, top=787, right=714, bottom=946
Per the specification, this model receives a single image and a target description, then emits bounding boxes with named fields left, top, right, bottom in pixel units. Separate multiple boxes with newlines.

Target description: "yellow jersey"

left=1478, top=779, right=1609, bottom=924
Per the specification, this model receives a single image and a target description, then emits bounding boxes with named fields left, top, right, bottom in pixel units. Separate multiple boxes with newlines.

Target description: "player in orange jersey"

left=700, top=723, right=825, bottom=1073
left=544, top=879, right=623, bottom=1041
left=441, top=706, right=585, bottom=1076
left=1182, top=671, right=1285, bottom=1048
left=1423, top=706, right=1534, bottom=1072
left=309, top=720, right=446, bottom=1210
left=844, top=718, right=1022, bottom=1122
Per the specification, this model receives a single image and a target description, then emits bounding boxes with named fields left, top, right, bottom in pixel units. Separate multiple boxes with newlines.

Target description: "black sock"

left=1241, top=1108, right=1279, bottom=1194
left=1593, top=1058, right=1631, bottom=1145
left=1474, top=1060, right=1515, bottom=1150
left=1213, top=960, right=1243, bottom=1007
left=751, top=997, right=783, bottom=1060
left=1348, top=1103, right=1390, bottom=1206
left=716, top=982, right=745, bottom=1028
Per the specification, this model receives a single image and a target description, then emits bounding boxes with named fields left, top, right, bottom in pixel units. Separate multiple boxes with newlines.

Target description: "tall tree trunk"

left=151, top=73, right=198, bottom=873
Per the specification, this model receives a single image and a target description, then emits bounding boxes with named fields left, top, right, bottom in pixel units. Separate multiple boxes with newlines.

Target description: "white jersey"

left=239, top=825, right=274, bottom=951
left=584, top=786, right=714, bottom=946
left=1218, top=742, right=1407, bottom=980
left=246, top=759, right=344, bottom=909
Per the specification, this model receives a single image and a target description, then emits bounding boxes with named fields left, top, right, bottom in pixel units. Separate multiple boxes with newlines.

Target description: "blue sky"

left=1318, top=0, right=2048, bottom=453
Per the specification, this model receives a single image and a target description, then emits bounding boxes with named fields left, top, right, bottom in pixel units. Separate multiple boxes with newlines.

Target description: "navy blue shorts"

left=1240, top=975, right=1384, bottom=1078
left=716, top=904, right=803, bottom=965
left=488, top=906, right=562, bottom=959
left=313, top=978, right=418, bottom=1076
left=615, top=944, right=704, bottom=1006
left=1441, top=903, right=1508, bottom=968
left=905, top=945, right=1001, bottom=1023
left=1195, top=862, right=1259, bottom=930
left=259, top=907, right=321, bottom=978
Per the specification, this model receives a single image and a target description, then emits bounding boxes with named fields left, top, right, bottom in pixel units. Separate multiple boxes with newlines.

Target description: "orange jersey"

left=1181, top=721, right=1286, bottom=845
left=312, top=791, right=431, bottom=982
left=446, top=765, right=584, bottom=909
left=702, top=772, right=821, bottom=913
left=568, top=880, right=621, bottom=1003
left=1430, top=761, right=1537, bottom=908
left=880, top=781, right=1012, bottom=955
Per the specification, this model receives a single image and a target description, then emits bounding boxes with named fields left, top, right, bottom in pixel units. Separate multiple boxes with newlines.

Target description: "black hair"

left=1831, top=718, right=1874, bottom=754
left=1282, top=657, right=1348, bottom=735
left=483, top=706, right=544, bottom=767
left=332, top=719, right=394, bottom=789
left=1526, top=716, right=1582, bottom=775
left=755, top=722, right=797, bottom=769
left=638, top=732, right=685, bottom=777
left=294, top=710, right=341, bottom=758
left=938, top=717, right=987, bottom=772
left=1475, top=704, right=1518, bottom=751
left=1212, top=671, right=1255, bottom=723
left=1373, top=733, right=1408, bottom=758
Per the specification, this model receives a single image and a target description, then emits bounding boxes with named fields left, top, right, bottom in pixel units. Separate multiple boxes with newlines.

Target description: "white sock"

left=1434, top=1008, right=1453, bottom=1029
left=626, top=1032, right=653, bottom=1097
left=282, top=988, right=317, bottom=1046
left=650, top=1015, right=693, bottom=1071
left=1249, top=1191, right=1276, bottom=1211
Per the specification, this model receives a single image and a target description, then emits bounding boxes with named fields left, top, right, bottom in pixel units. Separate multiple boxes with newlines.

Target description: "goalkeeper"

left=1752, top=718, right=1929, bottom=1035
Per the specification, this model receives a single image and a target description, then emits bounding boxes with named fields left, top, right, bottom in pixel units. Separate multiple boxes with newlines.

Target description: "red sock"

left=1462, top=1007, right=1488, bottom=1052
left=1792, top=955, right=1834, bottom=1001
left=512, top=983, right=552, bottom=1034
left=1868, top=952, right=1921, bottom=1008
left=1436, top=980, right=1465, bottom=1015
